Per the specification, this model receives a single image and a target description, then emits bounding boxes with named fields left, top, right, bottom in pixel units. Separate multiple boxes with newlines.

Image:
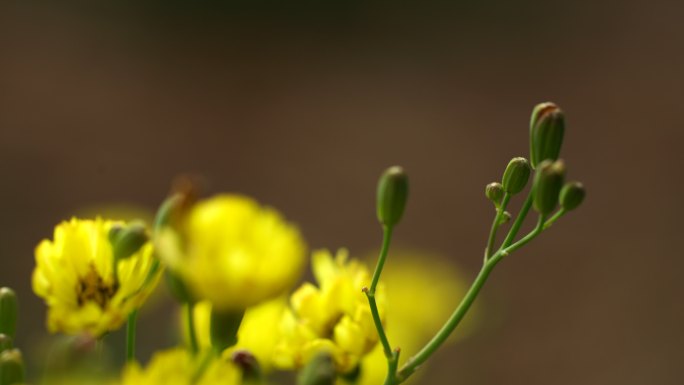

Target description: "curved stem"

left=397, top=257, right=498, bottom=382
left=126, top=310, right=138, bottom=362
left=370, top=226, right=393, bottom=295
left=365, top=226, right=394, bottom=359
left=365, top=225, right=396, bottom=384
left=186, top=303, right=199, bottom=355
left=485, top=193, right=511, bottom=259
left=543, top=208, right=567, bottom=229
left=397, top=214, right=548, bottom=383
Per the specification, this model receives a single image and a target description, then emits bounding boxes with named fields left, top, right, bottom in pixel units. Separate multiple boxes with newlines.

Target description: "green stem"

left=396, top=214, right=547, bottom=383
left=501, top=193, right=533, bottom=248
left=370, top=226, right=394, bottom=294
left=186, top=303, right=199, bottom=355
left=485, top=193, right=511, bottom=259
left=505, top=215, right=546, bottom=254
left=126, top=310, right=138, bottom=362
left=366, top=290, right=392, bottom=358
left=396, top=256, right=498, bottom=382
left=365, top=225, right=397, bottom=384
left=543, top=208, right=567, bottom=229
left=365, top=225, right=394, bottom=359
left=383, top=350, right=400, bottom=385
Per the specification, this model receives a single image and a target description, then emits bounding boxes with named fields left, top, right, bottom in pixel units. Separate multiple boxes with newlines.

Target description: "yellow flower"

left=119, top=348, right=241, bottom=385
left=184, top=297, right=287, bottom=371
left=273, top=249, right=384, bottom=374
left=32, top=218, right=160, bottom=337
left=157, top=194, right=306, bottom=310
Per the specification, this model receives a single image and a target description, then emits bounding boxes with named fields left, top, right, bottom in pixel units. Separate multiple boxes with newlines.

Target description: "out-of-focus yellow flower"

left=273, top=249, right=384, bottom=374
left=350, top=251, right=476, bottom=385
left=157, top=194, right=306, bottom=310
left=119, top=348, right=241, bottom=385
left=185, top=297, right=287, bottom=371
left=32, top=218, right=160, bottom=337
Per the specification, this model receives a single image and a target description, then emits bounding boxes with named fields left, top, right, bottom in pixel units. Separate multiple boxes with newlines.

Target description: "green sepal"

left=376, top=166, right=409, bottom=227
left=0, top=349, right=24, bottom=385
left=530, top=102, right=565, bottom=168
left=110, top=221, right=148, bottom=262
left=210, top=308, right=245, bottom=352
left=533, top=160, right=566, bottom=215
left=559, top=181, right=586, bottom=211
left=297, top=352, right=336, bottom=385
left=501, top=157, right=531, bottom=194
left=0, top=289, right=17, bottom=338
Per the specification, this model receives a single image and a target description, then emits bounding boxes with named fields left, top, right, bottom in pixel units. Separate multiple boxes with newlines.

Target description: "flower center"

left=76, top=265, right=118, bottom=308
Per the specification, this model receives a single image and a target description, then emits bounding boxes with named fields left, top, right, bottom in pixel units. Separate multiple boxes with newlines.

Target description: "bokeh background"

left=1, top=1, right=682, bottom=384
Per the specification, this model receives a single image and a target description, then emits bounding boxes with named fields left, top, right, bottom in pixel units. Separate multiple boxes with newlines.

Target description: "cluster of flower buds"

left=0, top=287, right=24, bottom=385
left=485, top=102, right=585, bottom=217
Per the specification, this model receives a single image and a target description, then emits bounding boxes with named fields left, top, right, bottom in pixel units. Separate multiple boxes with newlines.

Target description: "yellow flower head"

left=157, top=194, right=306, bottom=310
left=273, top=249, right=384, bottom=374
left=32, top=218, right=160, bottom=337
left=119, top=348, right=241, bottom=385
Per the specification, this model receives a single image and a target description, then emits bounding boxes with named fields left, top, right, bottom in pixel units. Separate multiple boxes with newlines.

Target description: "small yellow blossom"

left=273, top=249, right=384, bottom=374
left=185, top=297, right=287, bottom=371
left=156, top=194, right=306, bottom=310
left=119, top=348, right=241, bottom=385
left=32, top=218, right=160, bottom=337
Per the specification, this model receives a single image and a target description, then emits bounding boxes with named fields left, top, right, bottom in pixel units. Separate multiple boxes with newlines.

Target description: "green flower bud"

left=559, top=181, right=586, bottom=211
left=376, top=166, right=409, bottom=227
left=501, top=157, right=531, bottom=194
left=485, top=182, right=504, bottom=204
left=110, top=221, right=148, bottom=262
left=210, top=308, right=245, bottom=352
left=0, top=335, right=11, bottom=353
left=0, top=349, right=24, bottom=385
left=530, top=102, right=565, bottom=168
left=0, top=289, right=17, bottom=338
left=297, top=353, right=336, bottom=385
left=533, top=160, right=566, bottom=215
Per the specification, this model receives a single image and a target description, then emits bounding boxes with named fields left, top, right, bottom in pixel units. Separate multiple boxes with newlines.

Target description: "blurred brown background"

left=1, top=1, right=682, bottom=384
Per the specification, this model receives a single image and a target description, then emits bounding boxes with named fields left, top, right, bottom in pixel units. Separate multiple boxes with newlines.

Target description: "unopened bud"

left=110, top=222, right=148, bottom=261
left=210, top=308, right=245, bottom=352
left=297, top=353, right=336, bottom=385
left=559, top=181, right=586, bottom=211
left=485, top=182, right=504, bottom=204
left=533, top=160, right=566, bottom=215
left=0, top=289, right=17, bottom=338
left=530, top=102, right=565, bottom=168
left=0, top=349, right=25, bottom=385
left=0, top=335, right=11, bottom=353
left=376, top=166, right=409, bottom=227
left=502, top=157, right=531, bottom=194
